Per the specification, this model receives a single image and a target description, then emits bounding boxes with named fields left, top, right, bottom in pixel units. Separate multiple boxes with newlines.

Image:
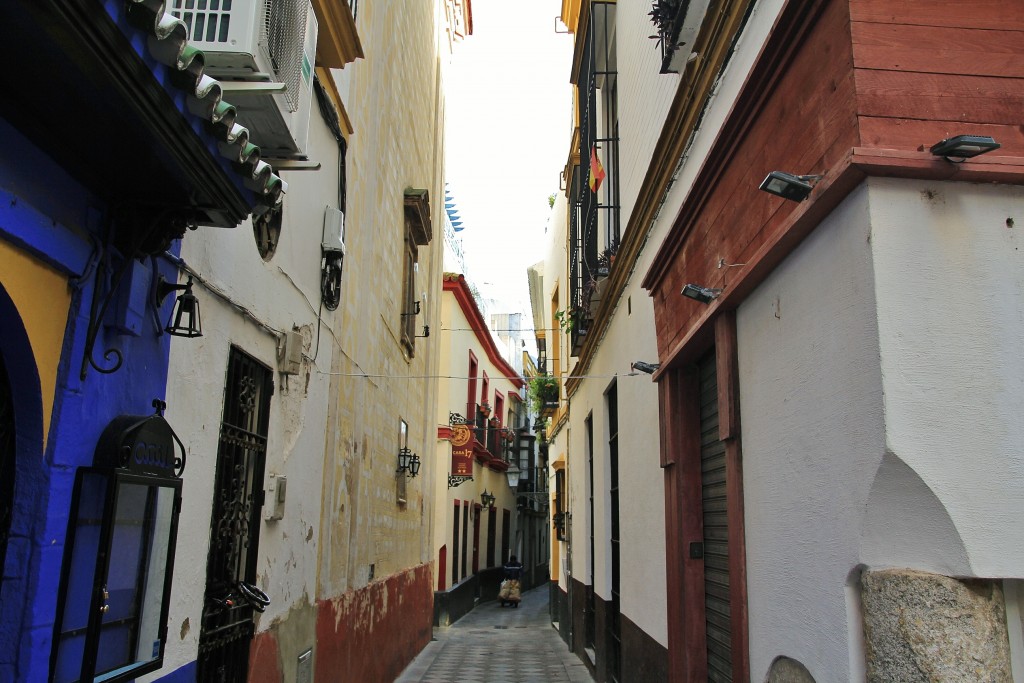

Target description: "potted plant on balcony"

left=478, top=401, right=492, bottom=418
left=597, top=239, right=619, bottom=278
left=528, top=374, right=560, bottom=417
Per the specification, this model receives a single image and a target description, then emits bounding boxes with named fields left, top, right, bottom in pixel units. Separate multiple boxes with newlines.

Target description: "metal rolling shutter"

left=699, top=353, right=732, bottom=682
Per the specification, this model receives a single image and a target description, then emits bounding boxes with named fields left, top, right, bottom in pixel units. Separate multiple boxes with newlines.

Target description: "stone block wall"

left=861, top=569, right=1012, bottom=682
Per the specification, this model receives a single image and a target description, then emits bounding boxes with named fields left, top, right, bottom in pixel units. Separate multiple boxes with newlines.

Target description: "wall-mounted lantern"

left=480, top=490, right=496, bottom=508
left=157, top=276, right=203, bottom=338
left=397, top=447, right=421, bottom=477
left=51, top=400, right=185, bottom=683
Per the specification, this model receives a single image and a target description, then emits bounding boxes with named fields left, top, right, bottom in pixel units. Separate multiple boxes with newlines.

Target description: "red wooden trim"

left=658, top=377, right=673, bottom=467
left=467, top=350, right=479, bottom=418
left=850, top=0, right=1024, bottom=32
left=850, top=22, right=1024, bottom=78
left=437, top=426, right=452, bottom=440
left=494, top=390, right=505, bottom=428
left=716, top=314, right=750, bottom=683
left=445, top=274, right=524, bottom=388
left=643, top=0, right=833, bottom=291
left=715, top=313, right=740, bottom=441
left=662, top=366, right=708, bottom=680
left=662, top=375, right=684, bottom=679
left=658, top=154, right=867, bottom=370
left=725, top=437, right=750, bottom=683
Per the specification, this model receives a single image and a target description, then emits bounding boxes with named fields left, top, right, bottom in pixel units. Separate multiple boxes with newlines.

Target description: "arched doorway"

left=0, top=348, right=12, bottom=574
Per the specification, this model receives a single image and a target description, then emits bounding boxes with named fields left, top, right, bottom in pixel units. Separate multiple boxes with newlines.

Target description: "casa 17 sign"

left=449, top=423, right=473, bottom=476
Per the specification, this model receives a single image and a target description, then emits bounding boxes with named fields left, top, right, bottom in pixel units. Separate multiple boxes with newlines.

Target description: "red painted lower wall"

left=315, top=563, right=434, bottom=683
left=248, top=629, right=284, bottom=683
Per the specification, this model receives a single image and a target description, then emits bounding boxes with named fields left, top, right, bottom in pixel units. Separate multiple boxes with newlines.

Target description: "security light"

left=681, top=284, right=722, bottom=304
left=759, top=171, right=822, bottom=202
left=630, top=361, right=660, bottom=375
left=930, top=135, right=1000, bottom=160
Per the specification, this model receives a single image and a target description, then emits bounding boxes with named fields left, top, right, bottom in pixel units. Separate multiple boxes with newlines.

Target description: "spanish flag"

left=589, top=145, right=606, bottom=193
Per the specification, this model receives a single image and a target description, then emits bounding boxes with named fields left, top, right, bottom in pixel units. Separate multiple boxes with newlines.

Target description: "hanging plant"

left=648, top=0, right=681, bottom=49
left=528, top=375, right=560, bottom=414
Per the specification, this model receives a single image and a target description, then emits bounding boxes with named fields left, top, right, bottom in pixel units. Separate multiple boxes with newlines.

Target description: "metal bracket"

left=448, top=474, right=473, bottom=488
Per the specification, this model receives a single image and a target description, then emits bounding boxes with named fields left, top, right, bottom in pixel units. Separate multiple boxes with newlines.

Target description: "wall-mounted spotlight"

left=681, top=283, right=722, bottom=304
left=930, top=135, right=1000, bottom=161
left=630, top=361, right=660, bottom=375
left=759, top=171, right=822, bottom=202
left=157, top=276, right=203, bottom=338
left=398, top=447, right=420, bottom=476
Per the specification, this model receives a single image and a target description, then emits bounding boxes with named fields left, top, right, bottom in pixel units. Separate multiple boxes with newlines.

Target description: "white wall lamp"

left=930, top=135, right=1000, bottom=161
left=759, top=171, right=823, bottom=202
left=681, top=283, right=722, bottom=304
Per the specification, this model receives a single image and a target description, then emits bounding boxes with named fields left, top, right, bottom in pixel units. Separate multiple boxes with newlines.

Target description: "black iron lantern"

left=52, top=401, right=185, bottom=683
left=408, top=453, right=421, bottom=478
left=397, top=447, right=413, bottom=473
left=158, top=276, right=203, bottom=338
left=480, top=490, right=495, bottom=508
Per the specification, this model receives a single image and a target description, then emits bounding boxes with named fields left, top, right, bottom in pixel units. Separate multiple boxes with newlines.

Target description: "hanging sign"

left=449, top=423, right=474, bottom=477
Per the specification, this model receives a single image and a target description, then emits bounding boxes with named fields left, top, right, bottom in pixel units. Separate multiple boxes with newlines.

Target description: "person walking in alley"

left=499, top=555, right=524, bottom=607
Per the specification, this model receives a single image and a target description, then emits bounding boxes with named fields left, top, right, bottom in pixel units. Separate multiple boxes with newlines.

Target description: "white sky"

left=444, top=1, right=575, bottom=311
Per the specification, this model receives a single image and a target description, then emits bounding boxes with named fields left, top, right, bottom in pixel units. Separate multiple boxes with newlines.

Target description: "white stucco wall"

left=738, top=185, right=883, bottom=682
left=150, top=105, right=343, bottom=679
left=869, top=177, right=1024, bottom=578
left=552, top=0, right=793, bottom=651
left=738, top=177, right=1024, bottom=681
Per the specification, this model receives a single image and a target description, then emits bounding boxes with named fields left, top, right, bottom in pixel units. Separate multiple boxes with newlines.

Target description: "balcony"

left=468, top=404, right=512, bottom=471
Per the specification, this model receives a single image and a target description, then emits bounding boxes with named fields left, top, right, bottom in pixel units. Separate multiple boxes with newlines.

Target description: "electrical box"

left=281, top=329, right=303, bottom=375
left=264, top=474, right=286, bottom=521
left=322, top=206, right=346, bottom=255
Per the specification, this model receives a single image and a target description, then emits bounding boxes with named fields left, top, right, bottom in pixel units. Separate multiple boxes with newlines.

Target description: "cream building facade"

left=432, top=272, right=528, bottom=624
left=156, top=1, right=470, bottom=681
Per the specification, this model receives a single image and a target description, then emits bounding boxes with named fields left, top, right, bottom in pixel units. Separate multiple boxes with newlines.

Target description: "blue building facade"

left=0, top=2, right=282, bottom=680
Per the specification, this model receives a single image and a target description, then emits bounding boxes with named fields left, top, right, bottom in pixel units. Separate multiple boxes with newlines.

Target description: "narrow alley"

left=395, top=588, right=593, bottom=683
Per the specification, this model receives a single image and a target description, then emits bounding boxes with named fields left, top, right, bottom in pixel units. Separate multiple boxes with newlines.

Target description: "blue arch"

left=0, top=282, right=46, bottom=676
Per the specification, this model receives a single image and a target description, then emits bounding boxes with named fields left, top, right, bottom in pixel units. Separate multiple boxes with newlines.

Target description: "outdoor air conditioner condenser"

left=169, top=0, right=318, bottom=160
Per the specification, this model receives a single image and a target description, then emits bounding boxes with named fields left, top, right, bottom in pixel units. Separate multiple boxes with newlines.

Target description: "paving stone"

left=394, top=587, right=594, bottom=683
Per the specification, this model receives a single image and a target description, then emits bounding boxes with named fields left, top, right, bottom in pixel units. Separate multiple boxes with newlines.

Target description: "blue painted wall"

left=0, top=113, right=177, bottom=682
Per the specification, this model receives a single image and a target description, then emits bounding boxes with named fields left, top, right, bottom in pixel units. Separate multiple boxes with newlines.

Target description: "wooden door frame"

left=660, top=312, right=749, bottom=681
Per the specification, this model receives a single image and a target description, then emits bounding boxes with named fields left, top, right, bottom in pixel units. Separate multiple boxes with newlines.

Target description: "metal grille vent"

left=261, top=0, right=307, bottom=112
left=171, top=0, right=233, bottom=44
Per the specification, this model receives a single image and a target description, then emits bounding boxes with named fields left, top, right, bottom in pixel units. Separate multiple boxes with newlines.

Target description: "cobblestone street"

left=395, top=587, right=593, bottom=683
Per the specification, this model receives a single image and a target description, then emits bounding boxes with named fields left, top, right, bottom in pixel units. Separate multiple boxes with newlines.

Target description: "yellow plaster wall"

left=317, top=0, right=448, bottom=596
left=0, top=239, right=71, bottom=447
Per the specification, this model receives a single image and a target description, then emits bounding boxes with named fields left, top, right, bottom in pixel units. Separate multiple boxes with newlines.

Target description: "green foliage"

left=547, top=193, right=557, bottom=208
left=527, top=375, right=559, bottom=413
left=555, top=309, right=573, bottom=333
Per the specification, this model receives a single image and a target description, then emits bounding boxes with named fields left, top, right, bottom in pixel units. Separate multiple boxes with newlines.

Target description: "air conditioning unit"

left=171, top=0, right=318, bottom=160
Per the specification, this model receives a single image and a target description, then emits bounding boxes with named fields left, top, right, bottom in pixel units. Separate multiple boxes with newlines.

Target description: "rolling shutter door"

left=699, top=353, right=732, bottom=682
